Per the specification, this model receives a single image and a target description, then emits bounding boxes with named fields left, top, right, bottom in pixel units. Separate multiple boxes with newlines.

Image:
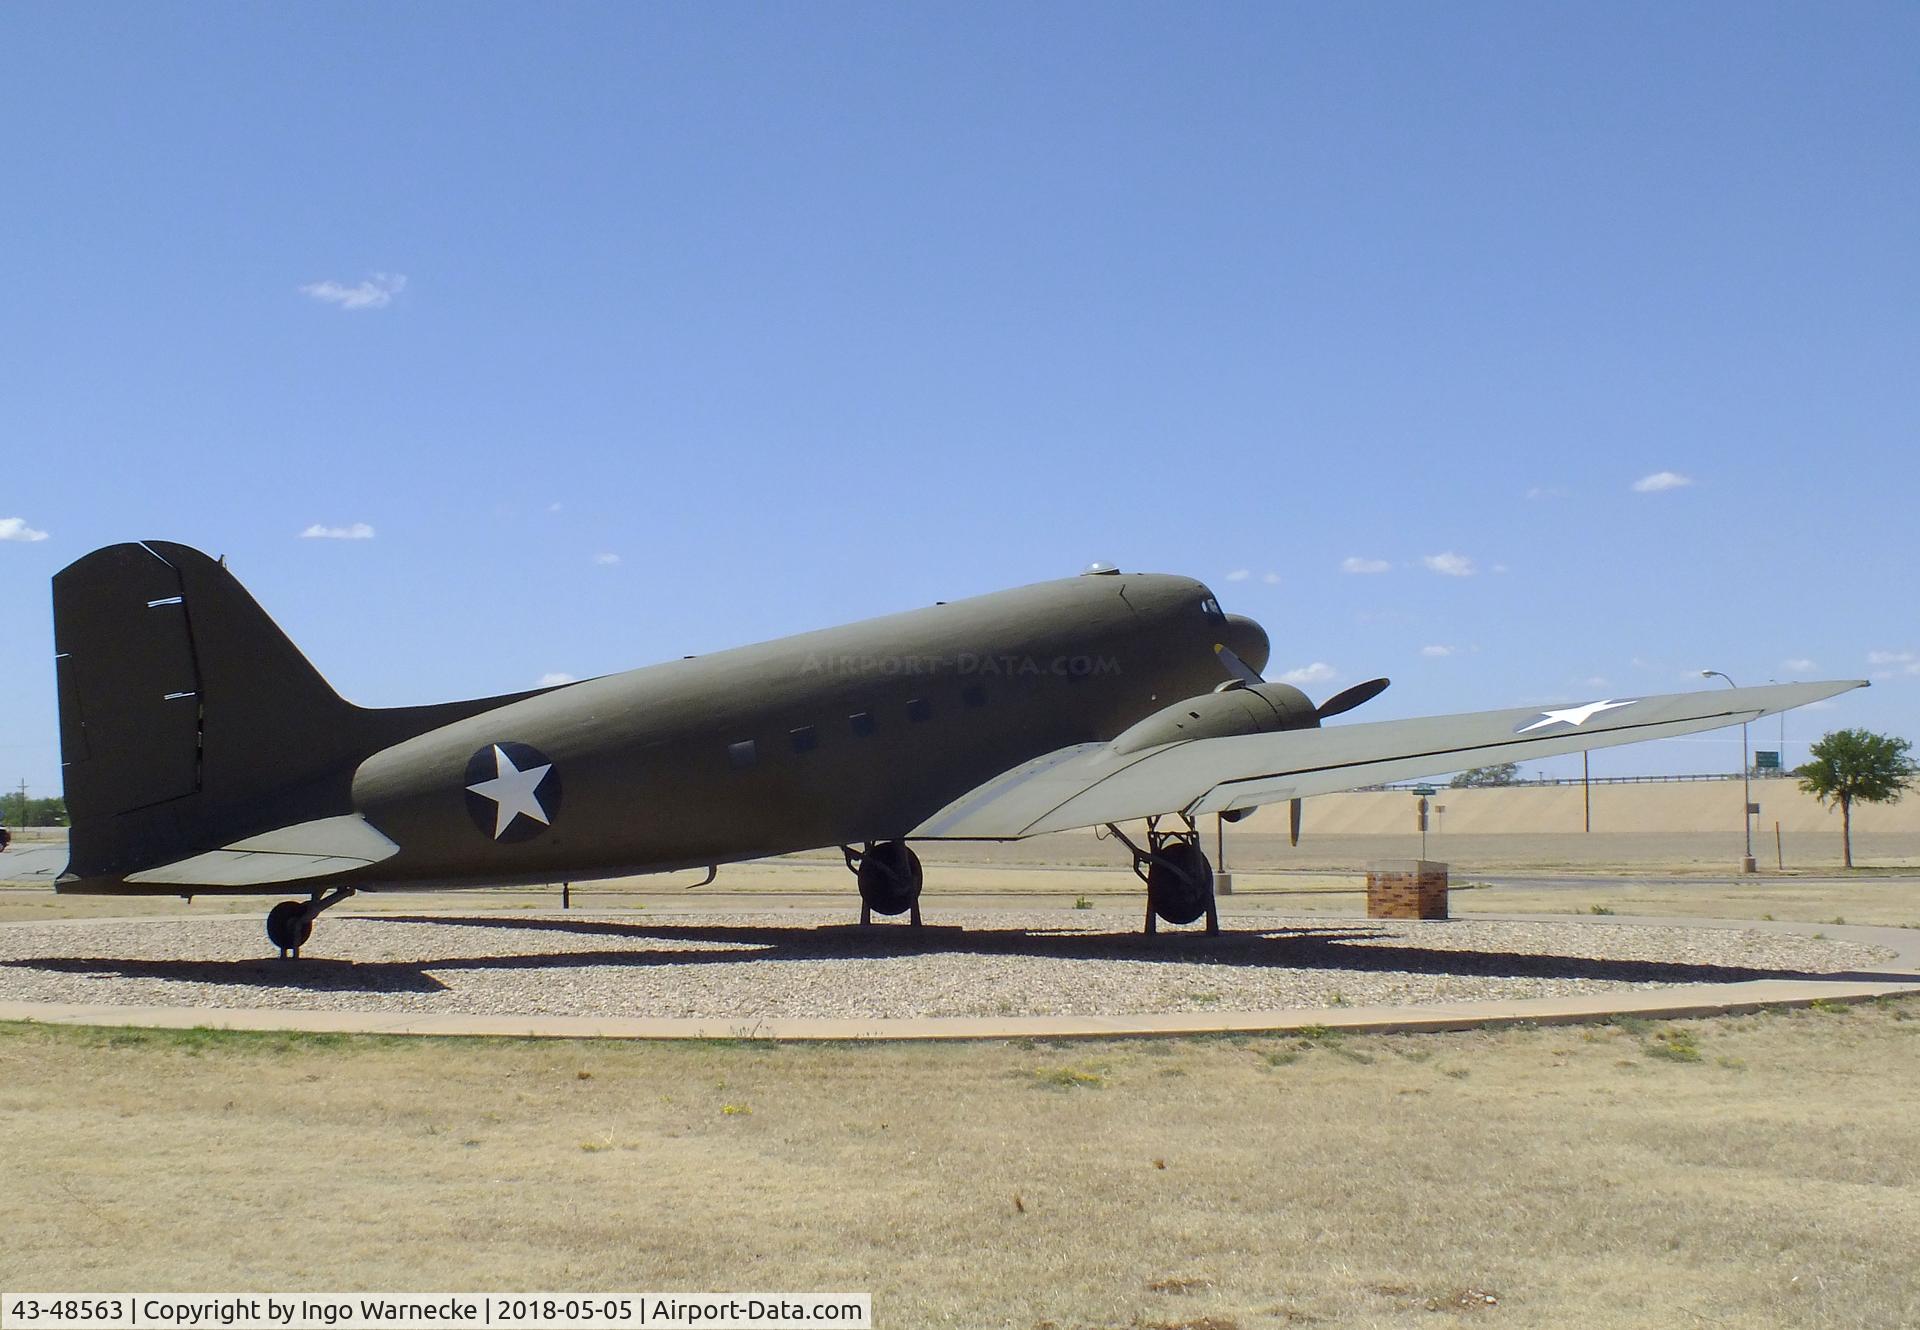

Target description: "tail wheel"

left=857, top=841, right=924, bottom=916
left=1146, top=842, right=1213, bottom=926
left=266, top=900, right=313, bottom=952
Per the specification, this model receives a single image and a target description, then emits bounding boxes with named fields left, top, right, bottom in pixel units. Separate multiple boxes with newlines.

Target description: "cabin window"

left=849, top=711, right=876, bottom=737
left=790, top=725, right=818, bottom=753
left=962, top=683, right=987, bottom=708
left=906, top=697, right=932, bottom=723
left=727, top=739, right=758, bottom=770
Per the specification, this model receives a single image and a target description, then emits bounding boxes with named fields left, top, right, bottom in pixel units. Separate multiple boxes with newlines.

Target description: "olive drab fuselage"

left=347, top=573, right=1260, bottom=887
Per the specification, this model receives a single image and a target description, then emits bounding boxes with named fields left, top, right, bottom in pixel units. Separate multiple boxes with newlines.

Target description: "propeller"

left=1314, top=676, right=1391, bottom=720
left=1214, top=641, right=1391, bottom=724
left=1215, top=646, right=1393, bottom=845
left=1290, top=677, right=1390, bottom=844
left=1214, top=642, right=1264, bottom=687
left=1211, top=642, right=1392, bottom=845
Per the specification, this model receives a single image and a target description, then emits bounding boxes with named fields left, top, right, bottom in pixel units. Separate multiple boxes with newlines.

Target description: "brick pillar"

left=1366, top=859, right=1449, bottom=920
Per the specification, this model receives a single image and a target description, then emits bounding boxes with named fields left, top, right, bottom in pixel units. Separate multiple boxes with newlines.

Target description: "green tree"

left=1, top=793, right=66, bottom=828
left=1450, top=762, right=1521, bottom=788
left=1796, top=729, right=1916, bottom=868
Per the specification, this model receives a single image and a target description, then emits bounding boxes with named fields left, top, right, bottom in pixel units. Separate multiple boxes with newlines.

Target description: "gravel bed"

left=0, top=909, right=1896, bottom=1021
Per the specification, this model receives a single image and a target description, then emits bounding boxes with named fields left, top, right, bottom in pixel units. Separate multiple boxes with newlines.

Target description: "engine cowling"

left=1110, top=681, right=1321, bottom=754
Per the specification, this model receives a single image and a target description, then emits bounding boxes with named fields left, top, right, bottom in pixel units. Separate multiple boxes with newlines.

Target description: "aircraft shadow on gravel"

left=6, top=914, right=1901, bottom=995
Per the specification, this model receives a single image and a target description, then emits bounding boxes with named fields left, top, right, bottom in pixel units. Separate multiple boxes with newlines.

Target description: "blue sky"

left=3, top=3, right=1916, bottom=797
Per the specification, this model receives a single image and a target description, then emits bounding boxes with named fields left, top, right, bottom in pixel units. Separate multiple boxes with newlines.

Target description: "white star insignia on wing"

left=465, top=745, right=554, bottom=839
left=1516, top=698, right=1639, bottom=733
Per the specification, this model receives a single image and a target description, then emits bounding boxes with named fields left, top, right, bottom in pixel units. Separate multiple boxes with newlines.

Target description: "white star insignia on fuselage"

left=465, top=744, right=555, bottom=839
left=1516, top=698, right=1640, bottom=733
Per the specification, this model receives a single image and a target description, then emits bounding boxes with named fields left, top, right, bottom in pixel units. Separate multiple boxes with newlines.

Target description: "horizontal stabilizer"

left=112, top=815, right=400, bottom=890
left=0, top=845, right=70, bottom=885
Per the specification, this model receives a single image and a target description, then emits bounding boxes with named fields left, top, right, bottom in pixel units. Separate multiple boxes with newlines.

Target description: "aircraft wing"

left=912, top=680, right=1864, bottom=838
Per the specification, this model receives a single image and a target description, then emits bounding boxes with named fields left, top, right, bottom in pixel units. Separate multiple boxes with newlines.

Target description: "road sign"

left=1412, top=785, right=1436, bottom=797
left=1755, top=750, right=1781, bottom=770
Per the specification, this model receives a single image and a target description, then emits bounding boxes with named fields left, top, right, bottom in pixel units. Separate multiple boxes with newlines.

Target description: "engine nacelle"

left=1110, top=681, right=1320, bottom=754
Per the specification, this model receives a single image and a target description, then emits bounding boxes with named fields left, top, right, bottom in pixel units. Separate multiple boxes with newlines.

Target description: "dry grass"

left=4, top=839, right=1914, bottom=1324
left=1, top=1000, right=1916, bottom=1328
left=1446, top=876, right=1920, bottom=928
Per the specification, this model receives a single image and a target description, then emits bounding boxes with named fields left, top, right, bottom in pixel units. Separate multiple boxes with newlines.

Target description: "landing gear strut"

left=265, top=887, right=357, bottom=959
left=1107, top=815, right=1218, bottom=936
left=842, top=841, right=924, bottom=926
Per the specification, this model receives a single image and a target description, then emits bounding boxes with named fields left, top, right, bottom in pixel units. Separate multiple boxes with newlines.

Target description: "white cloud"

left=1632, top=470, right=1693, bottom=493
left=1278, top=662, right=1338, bottom=686
left=300, top=272, right=407, bottom=311
left=1422, top=551, right=1475, bottom=577
left=1868, top=650, right=1920, bottom=679
left=537, top=672, right=577, bottom=687
left=1781, top=658, right=1817, bottom=674
left=0, top=517, right=49, bottom=542
left=1526, top=485, right=1568, bottom=501
left=1341, top=556, right=1391, bottom=575
left=1581, top=676, right=1610, bottom=689
left=1420, top=645, right=1455, bottom=658
left=546, top=501, right=564, bottom=514
left=1261, top=571, right=1281, bottom=585
left=592, top=552, right=622, bottom=566
left=1491, top=563, right=1510, bottom=574
left=1225, top=568, right=1251, bottom=582
left=299, top=522, right=375, bottom=540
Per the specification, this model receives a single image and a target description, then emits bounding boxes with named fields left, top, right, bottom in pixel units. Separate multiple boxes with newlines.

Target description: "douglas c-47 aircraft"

left=36, top=541, right=1863, bottom=956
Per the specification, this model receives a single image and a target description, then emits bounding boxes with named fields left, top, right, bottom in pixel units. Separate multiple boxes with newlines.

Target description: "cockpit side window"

left=1198, top=596, right=1224, bottom=619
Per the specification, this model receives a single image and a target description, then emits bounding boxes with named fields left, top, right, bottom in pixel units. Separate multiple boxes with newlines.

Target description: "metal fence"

left=1367, top=770, right=1802, bottom=792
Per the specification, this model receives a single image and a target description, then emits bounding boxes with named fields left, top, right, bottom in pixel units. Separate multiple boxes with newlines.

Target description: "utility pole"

left=1582, top=751, right=1591, bottom=833
left=12, top=779, right=26, bottom=827
left=1701, top=671, right=1756, bottom=873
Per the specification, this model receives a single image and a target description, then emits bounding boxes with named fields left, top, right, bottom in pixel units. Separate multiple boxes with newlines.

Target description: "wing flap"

left=914, top=680, right=1865, bottom=838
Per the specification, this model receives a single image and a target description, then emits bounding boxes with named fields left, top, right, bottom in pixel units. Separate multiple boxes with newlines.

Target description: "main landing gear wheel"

left=266, top=902, right=312, bottom=956
left=1146, top=841, right=1215, bottom=930
left=264, top=887, right=357, bottom=959
left=843, top=841, right=924, bottom=926
left=1106, top=816, right=1220, bottom=936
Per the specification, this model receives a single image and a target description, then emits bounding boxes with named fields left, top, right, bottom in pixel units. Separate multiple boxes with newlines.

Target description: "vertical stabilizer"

left=53, top=542, right=360, bottom=880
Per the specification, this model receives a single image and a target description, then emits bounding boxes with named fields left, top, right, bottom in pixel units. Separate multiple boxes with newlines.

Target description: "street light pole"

left=1702, top=670, right=1755, bottom=873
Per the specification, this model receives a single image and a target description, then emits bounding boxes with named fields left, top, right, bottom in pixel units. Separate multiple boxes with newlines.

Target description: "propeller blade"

left=1315, top=676, right=1390, bottom=720
left=1214, top=642, right=1264, bottom=686
left=1289, top=796, right=1302, bottom=847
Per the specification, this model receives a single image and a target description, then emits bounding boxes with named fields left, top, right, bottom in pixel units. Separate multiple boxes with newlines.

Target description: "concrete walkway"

left=0, top=913, right=1914, bottom=1042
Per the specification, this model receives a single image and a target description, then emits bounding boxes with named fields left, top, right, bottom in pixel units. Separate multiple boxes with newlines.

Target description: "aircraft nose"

left=1222, top=613, right=1270, bottom=677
